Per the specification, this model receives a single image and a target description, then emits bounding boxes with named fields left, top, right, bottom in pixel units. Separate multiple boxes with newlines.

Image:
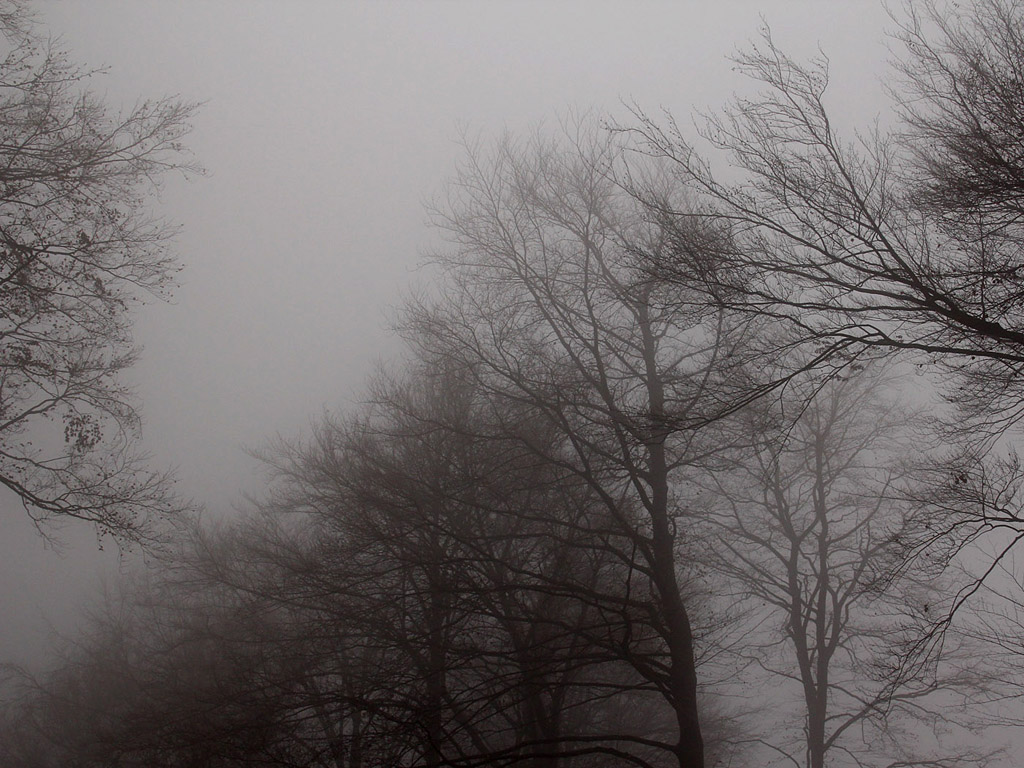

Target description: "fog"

left=8, top=0, right=1024, bottom=764
left=0, top=0, right=894, bottom=669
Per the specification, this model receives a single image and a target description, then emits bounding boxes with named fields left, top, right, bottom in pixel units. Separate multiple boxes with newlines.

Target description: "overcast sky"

left=0, top=0, right=894, bottom=669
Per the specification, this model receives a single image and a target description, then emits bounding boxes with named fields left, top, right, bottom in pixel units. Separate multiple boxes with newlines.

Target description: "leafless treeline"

left=5, top=2, right=1024, bottom=767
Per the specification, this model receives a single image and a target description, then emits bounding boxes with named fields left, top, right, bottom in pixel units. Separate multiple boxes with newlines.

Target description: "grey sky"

left=0, top=0, right=893, bottom=669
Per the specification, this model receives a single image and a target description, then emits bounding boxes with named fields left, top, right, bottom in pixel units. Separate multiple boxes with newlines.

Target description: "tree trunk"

left=650, top=453, right=705, bottom=768
left=640, top=300, right=705, bottom=768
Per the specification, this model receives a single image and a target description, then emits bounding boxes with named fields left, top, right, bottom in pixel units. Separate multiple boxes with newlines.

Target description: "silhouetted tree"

left=630, top=0, right=1024, bottom=440
left=625, top=1, right=1024, bottom=705
left=701, top=365, right=994, bottom=768
left=0, top=3, right=197, bottom=540
left=402, top=118, right=755, bottom=768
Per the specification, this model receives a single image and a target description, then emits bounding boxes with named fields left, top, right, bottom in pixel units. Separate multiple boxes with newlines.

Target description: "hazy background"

left=0, top=0, right=893, bottom=670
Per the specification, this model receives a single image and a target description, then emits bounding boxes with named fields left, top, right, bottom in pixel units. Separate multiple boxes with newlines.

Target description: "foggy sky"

left=1, top=0, right=893, bottom=669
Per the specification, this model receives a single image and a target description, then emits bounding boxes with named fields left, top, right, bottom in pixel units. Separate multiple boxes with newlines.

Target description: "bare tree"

left=628, top=0, right=1024, bottom=439
left=401, top=118, right=754, bottom=768
left=0, top=8, right=198, bottom=540
left=699, top=365, right=994, bottom=768
left=622, top=4, right=1024, bottom=726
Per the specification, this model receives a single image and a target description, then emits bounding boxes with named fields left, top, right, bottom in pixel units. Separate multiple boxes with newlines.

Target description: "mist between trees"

left=4, top=1, right=1024, bottom=767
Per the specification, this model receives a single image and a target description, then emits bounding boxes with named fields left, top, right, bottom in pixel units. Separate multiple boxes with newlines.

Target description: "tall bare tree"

left=700, top=366, right=993, bottom=768
left=624, top=0, right=1024, bottom=702
left=403, top=118, right=753, bottom=768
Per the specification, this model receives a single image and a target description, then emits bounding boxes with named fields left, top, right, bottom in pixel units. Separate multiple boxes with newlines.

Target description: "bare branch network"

left=5, top=2, right=1024, bottom=768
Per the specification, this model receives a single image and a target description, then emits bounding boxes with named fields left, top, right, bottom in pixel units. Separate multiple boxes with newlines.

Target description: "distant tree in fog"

left=0, top=119, right=750, bottom=768
left=700, top=366, right=994, bottom=768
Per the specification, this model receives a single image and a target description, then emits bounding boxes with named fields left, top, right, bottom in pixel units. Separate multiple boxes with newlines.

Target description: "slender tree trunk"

left=807, top=698, right=826, bottom=768
left=350, top=708, right=363, bottom=768
left=808, top=432, right=830, bottom=768
left=639, top=300, right=705, bottom=768
left=524, top=677, right=560, bottom=768
left=649, top=444, right=705, bottom=768
left=424, top=574, right=448, bottom=768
